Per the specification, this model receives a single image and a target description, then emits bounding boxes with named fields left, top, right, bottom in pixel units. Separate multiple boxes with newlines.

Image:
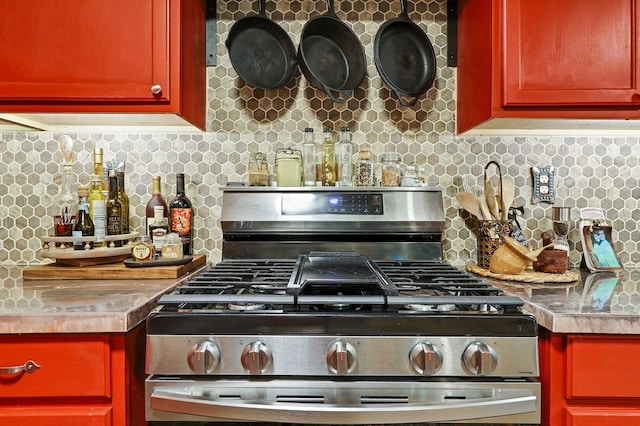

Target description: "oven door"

left=146, top=378, right=541, bottom=424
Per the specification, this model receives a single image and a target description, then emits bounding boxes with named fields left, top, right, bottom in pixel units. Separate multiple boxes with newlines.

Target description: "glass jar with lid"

left=381, top=152, right=402, bottom=187
left=276, top=148, right=302, bottom=187
left=355, top=145, right=374, bottom=186
left=248, top=152, right=268, bottom=186
left=401, top=164, right=420, bottom=187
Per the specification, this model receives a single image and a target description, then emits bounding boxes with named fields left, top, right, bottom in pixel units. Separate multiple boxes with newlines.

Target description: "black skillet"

left=298, top=0, right=366, bottom=103
left=374, top=0, right=436, bottom=106
left=225, top=0, right=297, bottom=89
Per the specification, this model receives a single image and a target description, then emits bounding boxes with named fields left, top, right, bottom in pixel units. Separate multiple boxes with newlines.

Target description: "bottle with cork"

left=145, top=176, right=168, bottom=236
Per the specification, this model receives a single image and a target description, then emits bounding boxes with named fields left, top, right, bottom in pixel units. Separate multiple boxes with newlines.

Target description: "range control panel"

left=282, top=193, right=384, bottom=215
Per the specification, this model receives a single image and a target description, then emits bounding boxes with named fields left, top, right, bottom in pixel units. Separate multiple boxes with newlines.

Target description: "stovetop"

left=157, top=255, right=524, bottom=315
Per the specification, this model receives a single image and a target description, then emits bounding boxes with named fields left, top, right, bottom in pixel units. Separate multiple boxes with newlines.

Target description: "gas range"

left=145, top=187, right=540, bottom=424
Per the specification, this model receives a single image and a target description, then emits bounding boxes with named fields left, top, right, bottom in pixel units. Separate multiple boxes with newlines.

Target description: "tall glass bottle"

left=53, top=164, right=77, bottom=236
left=88, top=174, right=106, bottom=248
left=73, top=185, right=95, bottom=250
left=106, top=175, right=123, bottom=247
left=116, top=171, right=130, bottom=234
left=145, top=176, right=168, bottom=236
left=302, top=128, right=316, bottom=186
left=149, top=205, right=168, bottom=256
left=338, top=126, right=354, bottom=186
left=321, top=127, right=336, bottom=186
left=93, top=147, right=108, bottom=191
left=169, top=173, right=193, bottom=255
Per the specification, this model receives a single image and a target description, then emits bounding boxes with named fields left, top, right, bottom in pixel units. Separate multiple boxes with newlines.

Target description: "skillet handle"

left=393, top=89, right=420, bottom=107
left=258, top=0, right=266, bottom=17
left=323, top=85, right=352, bottom=103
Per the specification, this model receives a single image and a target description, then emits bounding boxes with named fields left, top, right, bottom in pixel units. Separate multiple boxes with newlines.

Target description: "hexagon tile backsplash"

left=1, top=0, right=640, bottom=268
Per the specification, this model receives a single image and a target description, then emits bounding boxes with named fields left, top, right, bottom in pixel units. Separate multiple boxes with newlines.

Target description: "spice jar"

left=401, top=165, right=419, bottom=187
left=162, top=233, right=183, bottom=260
left=275, top=148, right=302, bottom=187
left=248, top=152, right=268, bottom=186
left=381, top=152, right=402, bottom=187
left=355, top=145, right=374, bottom=186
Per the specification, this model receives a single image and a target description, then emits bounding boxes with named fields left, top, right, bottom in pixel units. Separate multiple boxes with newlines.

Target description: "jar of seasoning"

left=381, top=152, right=402, bottom=187
left=131, top=236, right=155, bottom=261
left=248, top=152, right=268, bottom=186
left=162, top=233, right=183, bottom=260
left=275, top=148, right=302, bottom=187
left=355, top=145, right=374, bottom=186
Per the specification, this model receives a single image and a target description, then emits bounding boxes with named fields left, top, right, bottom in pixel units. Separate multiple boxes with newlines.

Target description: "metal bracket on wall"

left=447, top=0, right=458, bottom=67
left=206, top=0, right=217, bottom=66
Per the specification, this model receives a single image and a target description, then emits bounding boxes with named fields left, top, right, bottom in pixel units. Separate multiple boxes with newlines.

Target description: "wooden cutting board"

left=23, top=254, right=207, bottom=280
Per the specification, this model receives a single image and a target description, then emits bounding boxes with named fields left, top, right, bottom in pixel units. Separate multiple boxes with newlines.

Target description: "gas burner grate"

left=158, top=258, right=523, bottom=314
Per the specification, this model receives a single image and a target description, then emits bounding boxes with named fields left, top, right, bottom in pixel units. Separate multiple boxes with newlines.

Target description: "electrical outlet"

left=531, top=165, right=555, bottom=204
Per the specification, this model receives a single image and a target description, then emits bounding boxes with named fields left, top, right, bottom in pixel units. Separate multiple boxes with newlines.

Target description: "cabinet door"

left=0, top=0, right=169, bottom=102
left=503, top=0, right=640, bottom=106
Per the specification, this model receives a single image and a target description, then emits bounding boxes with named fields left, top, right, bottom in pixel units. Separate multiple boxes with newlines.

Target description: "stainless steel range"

left=145, top=187, right=541, bottom=424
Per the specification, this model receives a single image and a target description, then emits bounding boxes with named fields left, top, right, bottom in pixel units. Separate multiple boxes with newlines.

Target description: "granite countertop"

left=487, top=268, right=640, bottom=334
left=0, top=266, right=191, bottom=334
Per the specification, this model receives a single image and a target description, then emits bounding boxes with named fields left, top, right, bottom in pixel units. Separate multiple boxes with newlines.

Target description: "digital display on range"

left=282, top=193, right=383, bottom=215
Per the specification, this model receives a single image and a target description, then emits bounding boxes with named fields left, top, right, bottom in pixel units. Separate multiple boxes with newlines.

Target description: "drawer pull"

left=0, top=360, right=41, bottom=376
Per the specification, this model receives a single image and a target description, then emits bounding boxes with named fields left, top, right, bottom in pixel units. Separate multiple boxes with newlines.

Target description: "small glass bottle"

left=302, top=128, right=316, bottom=186
left=321, top=127, right=336, bottom=186
left=169, top=173, right=193, bottom=255
left=248, top=152, right=268, bottom=186
left=88, top=174, right=106, bottom=248
left=355, top=145, right=374, bottom=186
left=381, top=152, right=402, bottom=187
left=131, top=236, right=155, bottom=261
left=338, top=126, right=354, bottom=186
left=72, top=185, right=94, bottom=250
left=149, top=205, right=169, bottom=256
left=276, top=148, right=302, bottom=187
left=106, top=175, right=123, bottom=247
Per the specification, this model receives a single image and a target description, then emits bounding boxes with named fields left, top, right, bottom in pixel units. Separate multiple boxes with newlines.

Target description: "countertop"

left=485, top=268, right=640, bottom=334
left=0, top=266, right=193, bottom=334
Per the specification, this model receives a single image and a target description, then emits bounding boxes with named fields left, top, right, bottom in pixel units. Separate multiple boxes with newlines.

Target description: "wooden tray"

left=23, top=254, right=207, bottom=280
left=466, top=262, right=580, bottom=284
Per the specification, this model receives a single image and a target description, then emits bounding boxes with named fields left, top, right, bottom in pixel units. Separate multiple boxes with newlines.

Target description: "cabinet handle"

left=0, top=360, right=41, bottom=375
left=151, top=85, right=163, bottom=95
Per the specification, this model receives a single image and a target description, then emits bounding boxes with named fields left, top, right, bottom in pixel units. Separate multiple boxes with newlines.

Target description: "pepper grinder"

left=552, top=206, right=571, bottom=252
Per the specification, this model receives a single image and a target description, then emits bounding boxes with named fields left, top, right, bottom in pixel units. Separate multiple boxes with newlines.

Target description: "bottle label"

left=170, top=208, right=192, bottom=235
left=72, top=230, right=84, bottom=249
left=92, top=200, right=106, bottom=242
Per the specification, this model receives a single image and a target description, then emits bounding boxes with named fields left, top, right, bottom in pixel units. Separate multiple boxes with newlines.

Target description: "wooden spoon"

left=485, top=181, right=500, bottom=220
left=456, top=192, right=482, bottom=219
left=500, top=177, right=515, bottom=220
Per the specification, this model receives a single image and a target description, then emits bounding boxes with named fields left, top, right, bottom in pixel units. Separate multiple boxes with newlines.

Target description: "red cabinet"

left=0, top=324, right=146, bottom=426
left=458, top=0, right=640, bottom=133
left=0, top=0, right=206, bottom=130
left=539, top=328, right=640, bottom=425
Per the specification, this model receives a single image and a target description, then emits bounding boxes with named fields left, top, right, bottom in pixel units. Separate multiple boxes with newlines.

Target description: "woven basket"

left=476, top=220, right=513, bottom=269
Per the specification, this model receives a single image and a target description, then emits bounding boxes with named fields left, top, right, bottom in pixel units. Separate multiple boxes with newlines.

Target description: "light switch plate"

left=531, top=165, right=555, bottom=204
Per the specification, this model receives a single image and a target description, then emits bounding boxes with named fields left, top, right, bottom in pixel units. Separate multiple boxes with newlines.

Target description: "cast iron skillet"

left=374, top=0, right=436, bottom=106
left=225, top=0, right=297, bottom=89
left=298, top=0, right=366, bottom=103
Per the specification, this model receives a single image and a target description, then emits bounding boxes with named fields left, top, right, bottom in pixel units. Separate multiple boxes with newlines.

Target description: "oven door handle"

left=151, top=388, right=537, bottom=424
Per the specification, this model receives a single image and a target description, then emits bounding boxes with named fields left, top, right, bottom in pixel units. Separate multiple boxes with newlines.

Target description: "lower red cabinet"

left=0, top=323, right=145, bottom=426
left=539, top=328, right=640, bottom=425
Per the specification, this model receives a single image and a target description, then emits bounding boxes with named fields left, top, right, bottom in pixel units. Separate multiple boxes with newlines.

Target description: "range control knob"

left=241, top=342, right=272, bottom=375
left=462, top=342, right=498, bottom=376
left=187, top=340, right=220, bottom=374
left=326, top=341, right=357, bottom=375
left=409, top=342, right=443, bottom=375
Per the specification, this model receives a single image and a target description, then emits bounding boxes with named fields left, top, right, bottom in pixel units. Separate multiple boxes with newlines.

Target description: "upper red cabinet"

left=504, top=0, right=640, bottom=107
left=0, top=0, right=206, bottom=130
left=457, top=0, right=640, bottom=134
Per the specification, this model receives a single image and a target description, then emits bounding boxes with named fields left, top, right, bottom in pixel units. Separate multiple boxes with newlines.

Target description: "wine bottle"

left=145, top=176, right=168, bottom=235
left=149, top=205, right=168, bottom=256
left=88, top=174, right=106, bottom=248
left=106, top=175, right=123, bottom=247
left=72, top=185, right=95, bottom=250
left=169, top=173, right=193, bottom=255
left=93, top=147, right=108, bottom=191
left=116, top=171, right=130, bottom=234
